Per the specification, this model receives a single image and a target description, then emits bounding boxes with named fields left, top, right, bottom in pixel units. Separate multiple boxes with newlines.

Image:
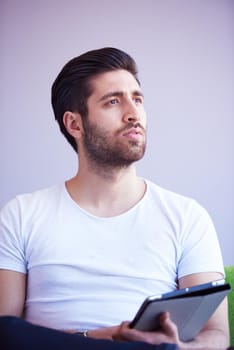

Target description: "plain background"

left=0, top=0, right=233, bottom=265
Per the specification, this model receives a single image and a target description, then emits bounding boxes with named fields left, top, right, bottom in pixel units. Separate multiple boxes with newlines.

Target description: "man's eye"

left=134, top=97, right=143, bottom=104
left=109, top=99, right=119, bottom=105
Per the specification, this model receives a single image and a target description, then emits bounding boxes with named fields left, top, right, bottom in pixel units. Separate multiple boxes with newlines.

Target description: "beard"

left=82, top=120, right=146, bottom=169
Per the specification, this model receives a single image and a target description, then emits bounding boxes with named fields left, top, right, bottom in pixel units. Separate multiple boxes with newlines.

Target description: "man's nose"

left=122, top=101, right=140, bottom=123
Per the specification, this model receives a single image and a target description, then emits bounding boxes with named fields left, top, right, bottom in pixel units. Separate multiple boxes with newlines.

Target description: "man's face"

left=82, top=69, right=147, bottom=168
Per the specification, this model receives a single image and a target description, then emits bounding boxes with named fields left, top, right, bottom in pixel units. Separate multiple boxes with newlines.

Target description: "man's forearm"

left=180, top=328, right=230, bottom=349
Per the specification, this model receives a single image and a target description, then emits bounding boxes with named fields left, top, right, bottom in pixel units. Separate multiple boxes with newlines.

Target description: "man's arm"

left=115, top=272, right=230, bottom=348
left=178, top=271, right=230, bottom=348
left=0, top=269, right=26, bottom=317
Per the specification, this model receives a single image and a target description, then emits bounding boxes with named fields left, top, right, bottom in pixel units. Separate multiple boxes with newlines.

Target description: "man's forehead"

left=90, top=69, right=140, bottom=90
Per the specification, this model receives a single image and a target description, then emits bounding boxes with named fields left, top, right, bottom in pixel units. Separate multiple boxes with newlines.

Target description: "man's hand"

left=65, top=325, right=121, bottom=340
left=114, top=312, right=182, bottom=346
left=65, top=312, right=180, bottom=343
left=86, top=325, right=121, bottom=340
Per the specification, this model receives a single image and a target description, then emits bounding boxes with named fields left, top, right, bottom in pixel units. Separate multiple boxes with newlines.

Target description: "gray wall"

left=1, top=0, right=233, bottom=264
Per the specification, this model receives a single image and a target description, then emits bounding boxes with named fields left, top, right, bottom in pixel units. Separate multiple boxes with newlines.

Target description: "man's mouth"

left=123, top=128, right=144, bottom=139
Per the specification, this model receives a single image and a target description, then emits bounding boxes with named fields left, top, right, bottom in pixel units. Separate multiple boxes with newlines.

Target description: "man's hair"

left=51, top=47, right=139, bottom=152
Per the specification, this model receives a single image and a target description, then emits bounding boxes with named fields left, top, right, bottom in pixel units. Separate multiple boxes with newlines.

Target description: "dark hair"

left=51, top=47, right=139, bottom=152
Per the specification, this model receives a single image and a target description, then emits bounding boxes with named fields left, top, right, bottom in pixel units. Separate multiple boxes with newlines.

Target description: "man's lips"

left=122, top=128, right=144, bottom=139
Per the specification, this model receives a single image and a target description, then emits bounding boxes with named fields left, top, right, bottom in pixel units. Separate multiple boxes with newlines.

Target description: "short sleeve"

left=178, top=200, right=224, bottom=279
left=0, top=198, right=27, bottom=273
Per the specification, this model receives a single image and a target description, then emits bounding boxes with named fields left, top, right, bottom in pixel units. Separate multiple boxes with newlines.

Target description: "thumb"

left=159, top=312, right=178, bottom=338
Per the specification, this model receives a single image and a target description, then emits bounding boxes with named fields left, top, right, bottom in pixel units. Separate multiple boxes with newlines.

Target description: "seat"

left=225, top=265, right=234, bottom=346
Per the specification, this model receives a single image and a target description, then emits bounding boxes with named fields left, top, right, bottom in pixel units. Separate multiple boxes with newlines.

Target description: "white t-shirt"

left=0, top=180, right=224, bottom=330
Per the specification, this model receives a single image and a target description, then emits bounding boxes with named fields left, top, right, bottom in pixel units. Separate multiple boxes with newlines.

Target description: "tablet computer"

left=130, top=279, right=230, bottom=342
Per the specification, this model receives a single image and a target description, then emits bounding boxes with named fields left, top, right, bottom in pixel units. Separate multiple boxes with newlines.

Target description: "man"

left=0, top=47, right=230, bottom=349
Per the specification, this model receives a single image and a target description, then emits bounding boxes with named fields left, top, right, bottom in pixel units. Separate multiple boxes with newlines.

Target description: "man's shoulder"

left=144, top=179, right=213, bottom=232
left=145, top=179, right=205, bottom=215
left=146, top=179, right=193, bottom=203
left=0, top=183, right=65, bottom=214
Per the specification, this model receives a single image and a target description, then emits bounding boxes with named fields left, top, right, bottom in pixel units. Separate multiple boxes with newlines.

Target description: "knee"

left=0, top=316, right=21, bottom=334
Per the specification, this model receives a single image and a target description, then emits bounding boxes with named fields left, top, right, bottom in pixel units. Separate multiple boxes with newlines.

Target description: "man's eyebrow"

left=98, top=90, right=144, bottom=102
left=132, top=90, right=144, bottom=98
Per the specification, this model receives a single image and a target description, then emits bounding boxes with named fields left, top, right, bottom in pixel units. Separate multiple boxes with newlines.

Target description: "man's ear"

left=63, top=111, right=84, bottom=140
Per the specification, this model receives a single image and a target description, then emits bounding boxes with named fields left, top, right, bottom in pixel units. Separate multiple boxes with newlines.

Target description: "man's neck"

left=65, top=164, right=146, bottom=217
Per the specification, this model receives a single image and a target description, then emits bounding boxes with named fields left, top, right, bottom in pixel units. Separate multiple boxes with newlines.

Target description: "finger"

left=118, top=322, right=148, bottom=342
left=159, top=312, right=178, bottom=339
left=122, top=321, right=166, bottom=344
